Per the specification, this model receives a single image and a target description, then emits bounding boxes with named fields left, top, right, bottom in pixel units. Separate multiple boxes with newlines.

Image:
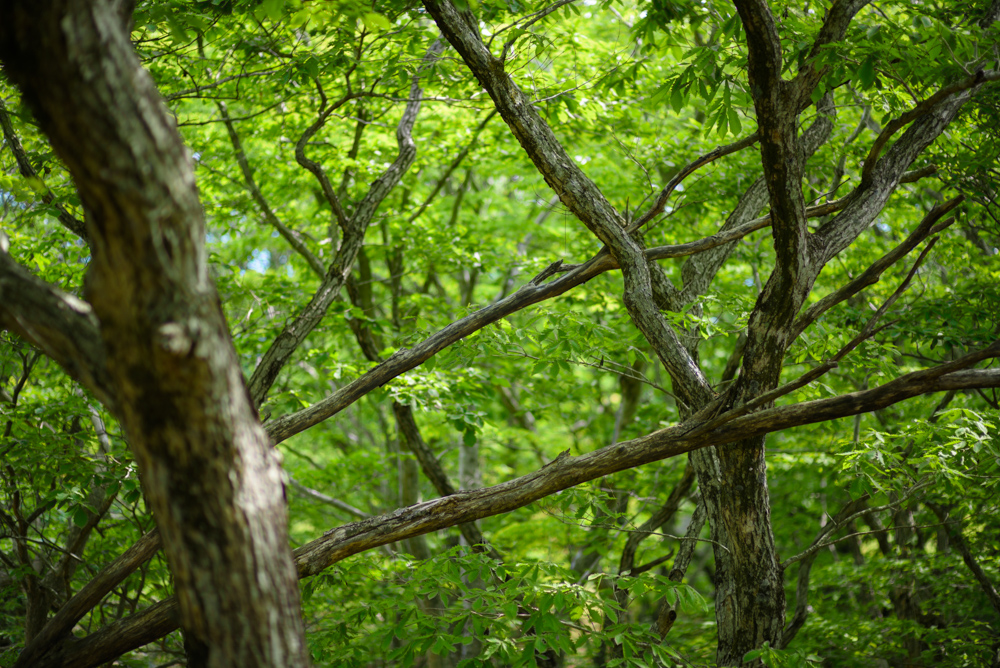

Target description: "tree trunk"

left=0, top=3, right=309, bottom=666
left=696, top=438, right=784, bottom=665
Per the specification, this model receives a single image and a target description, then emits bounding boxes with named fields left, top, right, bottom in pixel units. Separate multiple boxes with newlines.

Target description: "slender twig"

left=629, top=132, right=760, bottom=233
left=781, top=481, right=932, bottom=567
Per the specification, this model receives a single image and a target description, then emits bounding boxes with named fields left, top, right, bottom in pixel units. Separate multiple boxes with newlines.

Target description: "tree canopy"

left=1, top=0, right=999, bottom=666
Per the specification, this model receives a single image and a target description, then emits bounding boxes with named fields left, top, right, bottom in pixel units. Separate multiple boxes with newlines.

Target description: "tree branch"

left=30, top=358, right=1000, bottom=667
left=0, top=98, right=89, bottom=242
left=629, top=132, right=760, bottom=233
left=793, top=197, right=961, bottom=340
left=218, top=102, right=326, bottom=278
left=258, top=179, right=952, bottom=446
left=423, top=0, right=713, bottom=405
left=861, top=70, right=1000, bottom=187
left=16, top=529, right=162, bottom=668
left=0, top=251, right=115, bottom=410
left=246, top=40, right=445, bottom=408
left=925, top=501, right=1000, bottom=619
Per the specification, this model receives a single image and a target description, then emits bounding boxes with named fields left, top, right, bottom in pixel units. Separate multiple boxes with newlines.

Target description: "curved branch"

left=925, top=502, right=1000, bottom=619
left=618, top=464, right=695, bottom=577
left=246, top=40, right=445, bottom=408
left=15, top=529, right=162, bottom=668
left=218, top=102, right=326, bottom=278
left=793, top=197, right=961, bottom=339
left=262, top=159, right=950, bottom=446
left=629, top=132, right=760, bottom=233
left=423, top=0, right=712, bottom=405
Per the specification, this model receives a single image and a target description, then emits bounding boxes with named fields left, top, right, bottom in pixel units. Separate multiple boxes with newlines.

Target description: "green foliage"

left=2, top=0, right=999, bottom=665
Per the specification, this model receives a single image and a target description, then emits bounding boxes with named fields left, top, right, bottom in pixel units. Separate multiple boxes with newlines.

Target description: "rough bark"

left=0, top=2, right=308, bottom=667
left=3, top=1, right=999, bottom=666
left=422, top=0, right=713, bottom=407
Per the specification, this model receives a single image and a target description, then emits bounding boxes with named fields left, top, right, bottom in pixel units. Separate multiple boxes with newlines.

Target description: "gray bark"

left=0, top=2, right=308, bottom=666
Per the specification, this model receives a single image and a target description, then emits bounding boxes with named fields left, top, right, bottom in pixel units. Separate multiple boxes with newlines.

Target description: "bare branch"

left=861, top=70, right=1000, bottom=186
left=29, top=356, right=1000, bottom=666
left=288, top=479, right=370, bottom=520
left=925, top=502, right=1000, bottom=619
left=261, top=177, right=956, bottom=445
left=293, top=361, right=1000, bottom=575
left=668, top=491, right=707, bottom=582
left=16, top=529, right=162, bottom=668
left=425, top=0, right=712, bottom=404
left=629, top=132, right=760, bottom=233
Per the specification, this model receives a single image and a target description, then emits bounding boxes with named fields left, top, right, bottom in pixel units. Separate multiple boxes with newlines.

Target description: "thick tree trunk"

left=0, top=2, right=309, bottom=667
left=697, top=439, right=784, bottom=665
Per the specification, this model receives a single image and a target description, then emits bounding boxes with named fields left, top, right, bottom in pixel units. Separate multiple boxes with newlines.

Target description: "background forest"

left=1, top=0, right=1000, bottom=666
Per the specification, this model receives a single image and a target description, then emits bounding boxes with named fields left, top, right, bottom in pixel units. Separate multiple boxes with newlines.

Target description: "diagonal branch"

left=0, top=251, right=115, bottom=409
left=295, top=354, right=1000, bottom=577
left=404, top=109, right=496, bottom=226
left=288, top=479, right=370, bottom=520
left=792, top=0, right=872, bottom=107
left=423, top=0, right=712, bottom=405
left=861, top=70, right=1000, bottom=186
left=0, top=98, right=89, bottom=242
left=690, top=237, right=940, bottom=439
left=261, top=160, right=946, bottom=446
left=925, top=501, right=1000, bottom=619
left=30, top=357, right=1000, bottom=667
left=793, top=196, right=962, bottom=339
left=814, top=86, right=987, bottom=264
left=14, top=529, right=162, bottom=668
left=246, top=40, right=445, bottom=408
left=218, top=101, right=325, bottom=278
left=629, top=131, right=760, bottom=233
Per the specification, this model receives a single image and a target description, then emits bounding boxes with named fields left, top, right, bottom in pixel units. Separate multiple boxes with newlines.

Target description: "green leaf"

left=670, top=86, right=685, bottom=113
left=72, top=507, right=90, bottom=528
left=857, top=57, right=876, bottom=89
left=362, top=12, right=392, bottom=31
left=728, top=108, right=742, bottom=135
left=262, top=0, right=284, bottom=21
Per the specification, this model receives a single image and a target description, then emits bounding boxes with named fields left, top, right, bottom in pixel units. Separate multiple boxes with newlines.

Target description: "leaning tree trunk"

left=0, top=2, right=309, bottom=667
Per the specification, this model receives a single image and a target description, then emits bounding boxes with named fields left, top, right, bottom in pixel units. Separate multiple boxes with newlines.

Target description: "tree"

left=0, top=0, right=998, bottom=666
